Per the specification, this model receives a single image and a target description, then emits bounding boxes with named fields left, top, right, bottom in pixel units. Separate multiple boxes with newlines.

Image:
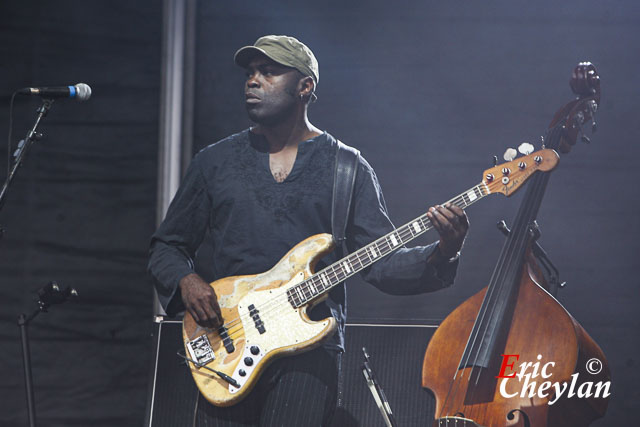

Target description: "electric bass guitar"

left=182, top=149, right=559, bottom=407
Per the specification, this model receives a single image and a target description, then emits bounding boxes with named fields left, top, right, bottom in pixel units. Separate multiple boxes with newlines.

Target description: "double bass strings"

left=439, top=125, right=561, bottom=422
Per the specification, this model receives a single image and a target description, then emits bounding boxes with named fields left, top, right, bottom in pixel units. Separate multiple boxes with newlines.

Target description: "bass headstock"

left=548, top=62, right=601, bottom=153
left=482, top=148, right=559, bottom=197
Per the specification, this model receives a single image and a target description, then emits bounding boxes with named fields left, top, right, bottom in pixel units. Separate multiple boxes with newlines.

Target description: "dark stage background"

left=1, top=0, right=638, bottom=426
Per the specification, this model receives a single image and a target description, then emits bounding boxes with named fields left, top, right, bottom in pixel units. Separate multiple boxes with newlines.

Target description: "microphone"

left=18, top=83, right=92, bottom=101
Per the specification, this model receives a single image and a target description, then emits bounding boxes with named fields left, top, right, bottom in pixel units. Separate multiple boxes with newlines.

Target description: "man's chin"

left=246, top=110, right=278, bottom=126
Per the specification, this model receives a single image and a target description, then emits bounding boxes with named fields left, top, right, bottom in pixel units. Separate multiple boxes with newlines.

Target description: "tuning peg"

left=518, top=142, right=534, bottom=155
left=503, top=148, right=517, bottom=162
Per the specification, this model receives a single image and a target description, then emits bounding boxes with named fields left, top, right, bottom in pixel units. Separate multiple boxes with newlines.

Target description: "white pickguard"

left=228, top=271, right=331, bottom=392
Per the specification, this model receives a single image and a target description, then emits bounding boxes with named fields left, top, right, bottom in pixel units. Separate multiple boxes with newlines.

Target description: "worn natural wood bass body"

left=182, top=149, right=557, bottom=407
left=182, top=233, right=337, bottom=407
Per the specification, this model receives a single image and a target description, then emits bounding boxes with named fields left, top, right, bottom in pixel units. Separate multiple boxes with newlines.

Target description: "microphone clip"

left=36, top=281, right=79, bottom=312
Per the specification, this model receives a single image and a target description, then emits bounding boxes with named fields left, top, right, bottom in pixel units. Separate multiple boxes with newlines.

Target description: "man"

left=148, top=35, right=468, bottom=426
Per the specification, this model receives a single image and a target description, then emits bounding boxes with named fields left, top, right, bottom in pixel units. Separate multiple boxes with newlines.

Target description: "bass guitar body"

left=182, top=233, right=337, bottom=407
left=422, top=252, right=610, bottom=426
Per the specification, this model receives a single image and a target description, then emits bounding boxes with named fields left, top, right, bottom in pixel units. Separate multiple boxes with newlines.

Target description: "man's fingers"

left=447, top=203, right=466, bottom=218
left=439, top=204, right=469, bottom=232
left=209, top=295, right=223, bottom=320
left=429, top=206, right=453, bottom=234
left=189, top=303, right=207, bottom=326
left=447, top=204, right=469, bottom=229
left=182, top=283, right=222, bottom=327
left=203, top=289, right=223, bottom=326
left=436, top=205, right=458, bottom=225
left=190, top=302, right=218, bottom=328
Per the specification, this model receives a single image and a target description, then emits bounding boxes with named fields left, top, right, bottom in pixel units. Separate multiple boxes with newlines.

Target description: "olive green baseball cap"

left=234, top=35, right=319, bottom=85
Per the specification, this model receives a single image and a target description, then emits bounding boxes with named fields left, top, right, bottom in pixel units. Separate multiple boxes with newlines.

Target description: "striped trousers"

left=195, top=347, right=341, bottom=427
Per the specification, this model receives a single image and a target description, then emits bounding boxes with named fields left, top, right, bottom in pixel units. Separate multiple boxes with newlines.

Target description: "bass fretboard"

left=286, top=182, right=489, bottom=308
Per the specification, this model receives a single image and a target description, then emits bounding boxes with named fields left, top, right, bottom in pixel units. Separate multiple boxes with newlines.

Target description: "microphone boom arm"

left=0, top=98, right=53, bottom=219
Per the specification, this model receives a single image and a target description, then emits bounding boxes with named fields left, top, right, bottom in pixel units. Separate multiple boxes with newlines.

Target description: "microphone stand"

left=17, top=281, right=78, bottom=427
left=0, top=98, right=54, bottom=236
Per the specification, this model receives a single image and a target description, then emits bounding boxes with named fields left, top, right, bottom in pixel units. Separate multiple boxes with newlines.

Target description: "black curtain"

left=0, top=1, right=160, bottom=426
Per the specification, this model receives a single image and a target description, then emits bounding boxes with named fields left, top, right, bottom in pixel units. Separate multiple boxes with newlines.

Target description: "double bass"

left=422, top=63, right=610, bottom=426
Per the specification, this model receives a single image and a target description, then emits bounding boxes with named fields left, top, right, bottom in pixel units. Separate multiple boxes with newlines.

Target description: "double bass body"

left=422, top=251, right=610, bottom=426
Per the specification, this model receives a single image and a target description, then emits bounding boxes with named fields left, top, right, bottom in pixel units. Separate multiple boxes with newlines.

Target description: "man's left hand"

left=427, top=203, right=469, bottom=259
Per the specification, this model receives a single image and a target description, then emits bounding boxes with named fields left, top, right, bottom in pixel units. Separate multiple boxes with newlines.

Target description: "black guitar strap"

left=331, top=140, right=360, bottom=247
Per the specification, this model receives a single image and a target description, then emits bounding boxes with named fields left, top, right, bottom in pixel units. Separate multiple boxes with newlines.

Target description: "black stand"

left=0, top=98, right=54, bottom=232
left=362, top=347, right=397, bottom=427
left=17, top=282, right=78, bottom=427
left=18, top=309, right=42, bottom=427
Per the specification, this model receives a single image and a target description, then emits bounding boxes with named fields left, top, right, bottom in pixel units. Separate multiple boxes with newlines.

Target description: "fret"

left=379, top=239, right=390, bottom=255
left=482, top=182, right=490, bottom=196
left=320, top=273, right=329, bottom=288
left=308, top=280, right=318, bottom=294
left=461, top=192, right=470, bottom=207
left=298, top=284, right=309, bottom=299
left=475, top=185, right=483, bottom=199
left=349, top=252, right=362, bottom=271
left=353, top=252, right=365, bottom=270
left=342, top=261, right=352, bottom=274
left=329, top=265, right=342, bottom=283
left=369, top=245, right=379, bottom=259
left=419, top=216, right=429, bottom=230
left=389, top=233, right=399, bottom=247
left=377, top=239, right=389, bottom=256
left=289, top=290, right=300, bottom=306
left=405, top=224, right=415, bottom=238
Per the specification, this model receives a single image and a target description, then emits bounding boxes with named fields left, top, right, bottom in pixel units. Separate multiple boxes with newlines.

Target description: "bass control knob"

left=244, top=357, right=253, bottom=366
left=250, top=345, right=260, bottom=355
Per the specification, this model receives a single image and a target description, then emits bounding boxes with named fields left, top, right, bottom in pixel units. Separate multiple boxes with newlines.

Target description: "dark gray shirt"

left=148, top=129, right=458, bottom=350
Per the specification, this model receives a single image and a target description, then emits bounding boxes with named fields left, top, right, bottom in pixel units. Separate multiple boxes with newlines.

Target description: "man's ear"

left=298, top=76, right=315, bottom=98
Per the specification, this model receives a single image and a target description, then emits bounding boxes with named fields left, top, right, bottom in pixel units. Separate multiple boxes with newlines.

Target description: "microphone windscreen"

left=75, top=83, right=92, bottom=101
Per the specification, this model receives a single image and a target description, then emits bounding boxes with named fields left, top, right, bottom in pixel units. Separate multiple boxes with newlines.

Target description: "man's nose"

left=246, top=73, right=259, bottom=88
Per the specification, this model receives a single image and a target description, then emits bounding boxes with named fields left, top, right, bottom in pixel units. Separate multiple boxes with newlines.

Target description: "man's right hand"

left=179, top=273, right=223, bottom=328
